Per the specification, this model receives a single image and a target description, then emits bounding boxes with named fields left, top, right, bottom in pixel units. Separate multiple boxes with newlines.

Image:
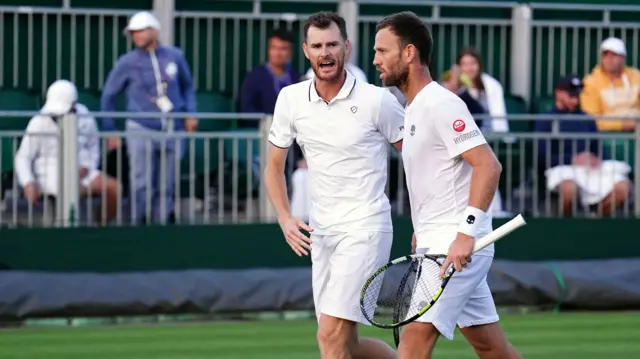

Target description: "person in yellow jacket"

left=580, top=37, right=640, bottom=132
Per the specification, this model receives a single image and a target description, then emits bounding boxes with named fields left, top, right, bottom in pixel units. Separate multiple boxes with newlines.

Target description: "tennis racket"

left=360, top=214, right=527, bottom=331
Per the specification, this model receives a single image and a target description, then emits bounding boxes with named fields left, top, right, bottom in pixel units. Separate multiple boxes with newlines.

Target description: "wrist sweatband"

left=458, top=206, right=486, bottom=237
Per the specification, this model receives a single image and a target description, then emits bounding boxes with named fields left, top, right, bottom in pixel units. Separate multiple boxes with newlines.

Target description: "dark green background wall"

left=4, top=0, right=640, bottom=98
left=0, top=218, right=638, bottom=273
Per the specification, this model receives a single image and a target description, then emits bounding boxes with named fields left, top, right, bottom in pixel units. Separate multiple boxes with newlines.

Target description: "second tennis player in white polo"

left=373, top=11, right=523, bottom=359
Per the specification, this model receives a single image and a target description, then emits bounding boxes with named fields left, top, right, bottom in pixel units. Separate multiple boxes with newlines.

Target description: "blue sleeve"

left=177, top=50, right=197, bottom=113
left=457, top=90, right=486, bottom=129
left=457, top=90, right=486, bottom=115
left=239, top=70, right=261, bottom=113
left=534, top=117, right=553, bottom=166
left=100, top=56, right=129, bottom=131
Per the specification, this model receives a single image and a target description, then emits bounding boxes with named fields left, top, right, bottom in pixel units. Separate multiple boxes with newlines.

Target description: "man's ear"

left=302, top=42, right=310, bottom=60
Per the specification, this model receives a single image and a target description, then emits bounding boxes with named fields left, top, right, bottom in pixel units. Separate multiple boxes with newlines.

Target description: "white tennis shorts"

left=311, top=231, right=393, bottom=325
left=414, top=253, right=499, bottom=340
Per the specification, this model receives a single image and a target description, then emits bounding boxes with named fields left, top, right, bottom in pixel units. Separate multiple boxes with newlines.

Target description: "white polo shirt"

left=269, top=70, right=404, bottom=234
left=402, top=82, right=494, bottom=256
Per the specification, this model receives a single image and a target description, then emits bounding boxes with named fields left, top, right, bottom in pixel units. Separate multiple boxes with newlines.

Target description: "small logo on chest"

left=350, top=106, right=358, bottom=114
left=410, top=124, right=416, bottom=136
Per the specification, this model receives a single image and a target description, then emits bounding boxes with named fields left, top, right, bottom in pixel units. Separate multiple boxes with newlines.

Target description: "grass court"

left=1, top=312, right=638, bottom=358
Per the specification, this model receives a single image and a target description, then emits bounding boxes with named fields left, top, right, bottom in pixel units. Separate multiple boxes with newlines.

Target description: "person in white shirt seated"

left=14, top=80, right=120, bottom=226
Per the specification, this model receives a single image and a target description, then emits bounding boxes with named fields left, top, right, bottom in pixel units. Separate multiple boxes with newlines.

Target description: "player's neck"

left=402, top=70, right=433, bottom=106
left=315, top=70, right=347, bottom=103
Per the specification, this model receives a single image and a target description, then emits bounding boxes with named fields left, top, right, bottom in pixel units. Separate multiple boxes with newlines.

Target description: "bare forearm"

left=468, top=162, right=502, bottom=212
left=264, top=167, right=292, bottom=219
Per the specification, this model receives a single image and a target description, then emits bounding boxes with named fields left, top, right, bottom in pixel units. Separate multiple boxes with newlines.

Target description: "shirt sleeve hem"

left=447, top=140, right=486, bottom=159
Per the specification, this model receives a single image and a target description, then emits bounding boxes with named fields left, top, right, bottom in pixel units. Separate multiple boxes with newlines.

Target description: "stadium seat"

left=531, top=96, right=555, bottom=114
left=195, top=91, right=234, bottom=131
left=504, top=95, right=531, bottom=132
left=178, top=92, right=236, bottom=199
left=223, top=129, right=260, bottom=198
left=77, top=90, right=102, bottom=112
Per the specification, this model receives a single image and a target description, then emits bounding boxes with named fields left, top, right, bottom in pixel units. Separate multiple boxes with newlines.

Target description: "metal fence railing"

left=0, top=6, right=137, bottom=94
left=5, top=2, right=640, bottom=103
left=379, top=114, right=638, bottom=220
left=0, top=111, right=275, bottom=228
left=0, top=112, right=638, bottom=228
left=529, top=3, right=640, bottom=98
left=356, top=0, right=514, bottom=89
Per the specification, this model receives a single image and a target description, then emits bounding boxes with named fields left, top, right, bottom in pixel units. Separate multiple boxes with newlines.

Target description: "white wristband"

left=457, top=206, right=486, bottom=237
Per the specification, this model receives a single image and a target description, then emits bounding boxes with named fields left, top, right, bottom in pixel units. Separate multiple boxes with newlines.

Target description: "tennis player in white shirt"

left=373, top=11, right=522, bottom=359
left=265, top=11, right=404, bottom=359
left=14, top=80, right=119, bottom=225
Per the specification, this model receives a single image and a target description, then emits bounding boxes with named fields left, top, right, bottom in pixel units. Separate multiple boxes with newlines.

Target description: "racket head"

left=360, top=253, right=452, bottom=329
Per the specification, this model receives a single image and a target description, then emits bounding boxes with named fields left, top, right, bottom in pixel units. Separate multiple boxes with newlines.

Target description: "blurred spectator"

left=581, top=37, right=640, bottom=132
left=303, top=45, right=368, bottom=83
left=290, top=157, right=310, bottom=223
left=239, top=29, right=300, bottom=124
left=100, top=11, right=197, bottom=225
left=443, top=47, right=509, bottom=134
left=239, top=29, right=303, bottom=180
left=535, top=75, right=631, bottom=216
left=442, top=65, right=487, bottom=123
left=442, top=48, right=509, bottom=217
left=14, top=80, right=119, bottom=225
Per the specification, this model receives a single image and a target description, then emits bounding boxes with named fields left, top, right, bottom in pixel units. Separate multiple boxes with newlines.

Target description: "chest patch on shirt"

left=165, top=62, right=177, bottom=78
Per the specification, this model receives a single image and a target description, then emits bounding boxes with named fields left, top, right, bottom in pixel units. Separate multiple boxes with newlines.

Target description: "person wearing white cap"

left=580, top=36, right=640, bottom=132
left=14, top=80, right=120, bottom=225
left=100, top=11, right=197, bottom=225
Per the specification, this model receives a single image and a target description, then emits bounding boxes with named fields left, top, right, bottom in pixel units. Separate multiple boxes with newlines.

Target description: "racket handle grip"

left=472, top=214, right=527, bottom=253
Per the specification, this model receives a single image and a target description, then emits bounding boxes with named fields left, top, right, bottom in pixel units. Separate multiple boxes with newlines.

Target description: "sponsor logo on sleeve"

left=453, top=129, right=480, bottom=144
left=453, top=119, right=466, bottom=132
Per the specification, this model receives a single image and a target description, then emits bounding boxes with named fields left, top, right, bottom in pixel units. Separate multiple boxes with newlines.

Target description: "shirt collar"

left=308, top=69, right=357, bottom=103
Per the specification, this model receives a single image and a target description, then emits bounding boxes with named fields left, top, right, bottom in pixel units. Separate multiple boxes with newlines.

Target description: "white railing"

left=0, top=111, right=637, bottom=228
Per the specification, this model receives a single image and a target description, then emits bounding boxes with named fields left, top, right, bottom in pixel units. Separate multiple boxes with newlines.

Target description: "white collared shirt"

left=14, top=103, right=100, bottom=195
left=402, top=82, right=494, bottom=256
left=269, top=71, right=405, bottom=234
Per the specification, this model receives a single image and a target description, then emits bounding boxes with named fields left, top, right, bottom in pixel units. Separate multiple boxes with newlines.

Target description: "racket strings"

left=361, top=257, right=444, bottom=327
left=397, top=258, right=443, bottom=322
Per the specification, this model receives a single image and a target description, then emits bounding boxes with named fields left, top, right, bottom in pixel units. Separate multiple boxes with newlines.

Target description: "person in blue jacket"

left=101, top=11, right=198, bottom=225
left=239, top=29, right=303, bottom=176
left=239, top=29, right=300, bottom=120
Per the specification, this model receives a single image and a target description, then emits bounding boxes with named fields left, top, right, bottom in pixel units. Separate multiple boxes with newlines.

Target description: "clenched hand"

left=440, top=233, right=475, bottom=278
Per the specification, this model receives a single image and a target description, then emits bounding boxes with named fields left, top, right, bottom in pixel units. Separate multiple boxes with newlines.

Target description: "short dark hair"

left=303, top=12, right=348, bottom=42
left=376, top=11, right=433, bottom=66
left=269, top=28, right=294, bottom=44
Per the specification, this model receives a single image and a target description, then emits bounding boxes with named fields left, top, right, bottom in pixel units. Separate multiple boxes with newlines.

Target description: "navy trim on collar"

left=308, top=70, right=357, bottom=103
